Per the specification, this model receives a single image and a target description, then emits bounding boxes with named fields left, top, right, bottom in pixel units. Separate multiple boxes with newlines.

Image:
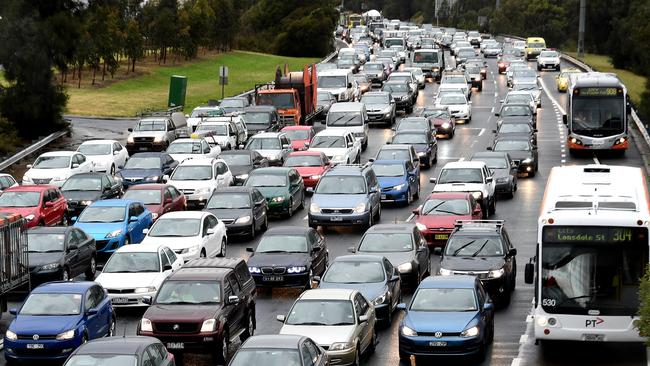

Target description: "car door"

left=52, top=189, right=67, bottom=224
left=405, top=161, right=418, bottom=193
left=70, top=229, right=89, bottom=276
left=204, top=214, right=221, bottom=257
left=251, top=190, right=266, bottom=228
left=113, top=142, right=128, bottom=169
left=165, top=119, right=175, bottom=142
left=253, top=152, right=269, bottom=168
left=222, top=276, right=244, bottom=335
left=99, top=175, right=113, bottom=199
left=169, top=186, right=185, bottom=211
left=413, top=228, right=430, bottom=278
left=353, top=294, right=372, bottom=352
left=93, top=285, right=113, bottom=337
left=41, top=189, right=57, bottom=225
left=288, top=170, right=302, bottom=207
left=214, top=161, right=231, bottom=187
left=502, top=228, right=516, bottom=279
left=366, top=170, right=381, bottom=214
left=280, top=135, right=293, bottom=161
left=84, top=288, right=101, bottom=338
left=383, top=258, right=400, bottom=310
left=76, top=154, right=92, bottom=173
left=303, top=338, right=327, bottom=366
left=161, top=154, right=177, bottom=176
left=308, top=229, right=327, bottom=275
left=409, top=147, right=420, bottom=174
left=128, top=203, right=149, bottom=243
left=163, top=247, right=183, bottom=272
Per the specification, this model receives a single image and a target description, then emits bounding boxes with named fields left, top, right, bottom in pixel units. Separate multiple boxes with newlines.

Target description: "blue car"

left=115, top=152, right=178, bottom=188
left=73, top=199, right=152, bottom=257
left=4, top=281, right=115, bottom=363
left=372, top=160, right=420, bottom=205
left=397, top=275, right=494, bottom=362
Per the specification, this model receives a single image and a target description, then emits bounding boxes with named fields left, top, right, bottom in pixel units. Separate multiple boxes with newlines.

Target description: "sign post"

left=219, top=66, right=229, bottom=100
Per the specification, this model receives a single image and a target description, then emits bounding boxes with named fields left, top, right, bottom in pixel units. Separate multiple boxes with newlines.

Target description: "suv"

left=243, top=132, right=293, bottom=166
left=362, top=91, right=396, bottom=126
left=308, top=129, right=361, bottom=165
left=126, top=113, right=187, bottom=154
left=164, top=158, right=234, bottom=209
left=138, top=257, right=256, bottom=364
left=381, top=80, right=416, bottom=113
left=309, top=164, right=381, bottom=229
left=536, top=49, right=561, bottom=71
left=430, top=161, right=496, bottom=218
left=438, top=220, right=517, bottom=306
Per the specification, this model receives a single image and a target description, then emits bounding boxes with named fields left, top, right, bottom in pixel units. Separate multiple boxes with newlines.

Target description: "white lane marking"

left=491, top=107, right=495, bottom=113
left=511, top=357, right=522, bottom=366
left=593, top=156, right=600, bottom=164
left=302, top=215, right=308, bottom=220
left=539, top=77, right=566, bottom=115
left=478, top=128, right=485, bottom=136
left=519, top=335, right=529, bottom=344
left=405, top=214, right=414, bottom=222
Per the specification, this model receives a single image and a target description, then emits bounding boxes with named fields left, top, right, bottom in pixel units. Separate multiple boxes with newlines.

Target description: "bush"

left=0, top=116, right=21, bottom=156
left=636, top=265, right=650, bottom=344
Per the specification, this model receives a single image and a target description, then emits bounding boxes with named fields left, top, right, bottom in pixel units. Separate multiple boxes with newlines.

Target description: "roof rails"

left=334, top=162, right=373, bottom=169
left=139, top=106, right=183, bottom=117
left=454, top=219, right=505, bottom=228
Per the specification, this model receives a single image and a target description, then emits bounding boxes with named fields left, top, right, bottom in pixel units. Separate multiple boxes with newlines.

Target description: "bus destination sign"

left=543, top=226, right=647, bottom=244
left=575, top=87, right=621, bottom=97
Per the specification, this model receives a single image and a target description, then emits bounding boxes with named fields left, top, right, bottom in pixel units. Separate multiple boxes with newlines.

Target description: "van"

left=411, top=49, right=445, bottom=80
left=325, top=102, right=369, bottom=151
left=317, top=69, right=355, bottom=102
left=525, top=37, right=546, bottom=60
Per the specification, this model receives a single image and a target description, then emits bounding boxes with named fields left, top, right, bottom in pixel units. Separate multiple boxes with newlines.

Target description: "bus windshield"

left=571, top=96, right=625, bottom=137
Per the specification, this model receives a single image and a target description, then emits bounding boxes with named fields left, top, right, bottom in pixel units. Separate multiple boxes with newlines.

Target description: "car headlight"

left=151, top=212, right=159, bottom=220
left=398, top=262, right=412, bottom=273
left=522, top=158, right=533, bottom=164
left=441, top=122, right=450, bottom=129
left=329, top=342, right=354, bottom=351
left=181, top=245, right=199, bottom=254
left=471, top=191, right=482, bottom=200
left=5, top=330, right=17, bottom=341
left=287, top=266, right=307, bottom=274
left=134, top=286, right=156, bottom=294
left=153, top=136, right=163, bottom=143
left=461, top=325, right=480, bottom=338
left=140, top=318, right=153, bottom=332
left=309, top=175, right=321, bottom=180
left=200, top=319, right=217, bottom=332
left=488, top=268, right=505, bottom=278
left=81, top=200, right=93, bottom=206
left=40, top=263, right=60, bottom=271
left=56, top=329, right=75, bottom=341
left=145, top=176, right=159, bottom=182
left=496, top=177, right=508, bottom=183
left=310, top=203, right=321, bottom=213
left=415, top=222, right=427, bottom=231
left=236, top=174, right=249, bottom=180
left=235, top=215, right=251, bottom=224
left=353, top=202, right=366, bottom=213
left=271, top=196, right=285, bottom=203
left=127, top=136, right=134, bottom=143
left=401, top=325, right=417, bottom=336
left=105, top=229, right=123, bottom=238
left=439, top=268, right=453, bottom=276
left=333, top=155, right=345, bottom=162
left=372, top=290, right=390, bottom=306
left=392, top=183, right=406, bottom=191
left=24, top=214, right=35, bottom=221
left=195, top=187, right=212, bottom=195
left=249, top=266, right=261, bottom=274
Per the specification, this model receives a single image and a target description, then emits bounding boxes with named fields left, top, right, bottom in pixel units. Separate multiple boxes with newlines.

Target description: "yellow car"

left=556, top=68, right=582, bottom=92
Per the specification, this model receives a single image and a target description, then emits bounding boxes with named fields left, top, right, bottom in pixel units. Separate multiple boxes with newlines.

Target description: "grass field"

left=65, top=51, right=319, bottom=117
left=566, top=52, right=647, bottom=104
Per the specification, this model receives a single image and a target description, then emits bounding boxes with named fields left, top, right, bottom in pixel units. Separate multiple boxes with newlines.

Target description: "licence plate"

left=27, top=344, right=44, bottom=349
left=263, top=276, right=284, bottom=282
left=331, top=216, right=343, bottom=222
left=112, top=297, right=129, bottom=304
left=167, top=342, right=184, bottom=350
left=434, top=234, right=449, bottom=240
left=381, top=194, right=387, bottom=199
left=583, top=334, right=604, bottom=342
left=591, top=140, right=605, bottom=146
left=429, top=341, right=447, bottom=347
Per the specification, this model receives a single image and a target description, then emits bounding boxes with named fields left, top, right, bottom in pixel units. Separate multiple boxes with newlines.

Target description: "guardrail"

left=0, top=130, right=68, bottom=172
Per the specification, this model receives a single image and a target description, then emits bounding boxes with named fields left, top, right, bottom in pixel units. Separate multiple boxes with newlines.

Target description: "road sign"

left=219, top=66, right=229, bottom=99
left=219, top=66, right=229, bottom=78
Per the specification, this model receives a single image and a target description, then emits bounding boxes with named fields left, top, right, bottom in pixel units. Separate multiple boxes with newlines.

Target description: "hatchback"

left=0, top=185, right=68, bottom=227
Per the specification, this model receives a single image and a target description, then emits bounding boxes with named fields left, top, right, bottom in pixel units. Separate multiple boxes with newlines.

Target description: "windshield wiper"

left=423, top=201, right=446, bottom=215
left=452, top=240, right=476, bottom=256
left=471, top=240, right=490, bottom=257
left=290, top=321, right=328, bottom=326
left=435, top=209, right=464, bottom=215
left=330, top=322, right=354, bottom=325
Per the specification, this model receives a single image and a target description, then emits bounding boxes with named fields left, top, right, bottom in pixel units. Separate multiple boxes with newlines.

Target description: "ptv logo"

left=585, top=317, right=604, bottom=327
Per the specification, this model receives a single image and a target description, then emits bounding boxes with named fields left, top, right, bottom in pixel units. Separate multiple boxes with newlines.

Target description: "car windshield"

left=285, top=155, right=323, bottom=167
left=540, top=51, right=558, bottom=57
left=473, top=157, right=508, bottom=169
left=338, top=59, right=355, bottom=67
left=257, top=92, right=295, bottom=109
left=77, top=144, right=111, bottom=156
left=319, top=76, right=347, bottom=88
left=529, top=42, right=545, bottom=48
left=135, top=120, right=166, bottom=131
left=220, top=99, right=244, bottom=108
left=421, top=198, right=470, bottom=215
left=364, top=63, right=383, bottom=71
left=443, top=76, right=466, bottom=84
left=513, top=83, right=538, bottom=92
left=500, top=124, right=532, bottom=133
left=316, top=176, right=366, bottom=194
left=506, top=95, right=532, bottom=104
left=229, top=349, right=300, bottom=366
left=353, top=75, right=369, bottom=83
left=170, top=166, right=212, bottom=181
left=246, top=174, right=287, bottom=187
left=398, top=119, right=428, bottom=130
left=20, top=293, right=82, bottom=315
left=372, top=163, right=405, bottom=177
left=148, top=218, right=200, bottom=237
left=28, top=233, right=65, bottom=253
left=207, top=193, right=250, bottom=209
left=196, top=124, right=228, bottom=135
left=167, top=142, right=203, bottom=154
left=246, top=138, right=281, bottom=150
left=245, top=112, right=270, bottom=125
left=156, top=281, right=221, bottom=304
left=310, top=136, right=346, bottom=148
left=191, top=108, right=223, bottom=118
left=317, top=93, right=333, bottom=102
left=65, top=355, right=137, bottom=366
left=423, top=109, right=450, bottom=119
left=220, top=154, right=251, bottom=166
left=438, top=168, right=483, bottom=184
left=390, top=76, right=410, bottom=83
left=445, top=235, right=504, bottom=257
left=323, top=261, right=385, bottom=283
left=439, top=95, right=466, bottom=105
left=77, top=206, right=125, bottom=223
left=61, top=177, right=102, bottom=191
left=494, top=140, right=531, bottom=151
left=122, top=189, right=161, bottom=205
left=124, top=157, right=160, bottom=170
left=514, top=70, right=537, bottom=78
left=376, top=148, right=410, bottom=161
left=327, top=112, right=363, bottom=127
left=362, top=95, right=389, bottom=104
left=413, top=52, right=438, bottom=63
left=410, top=288, right=477, bottom=311
left=393, top=133, right=428, bottom=144
left=103, top=252, right=160, bottom=273
left=283, top=129, right=310, bottom=141
left=383, top=83, right=407, bottom=93
left=286, top=300, right=355, bottom=326
left=33, top=156, right=70, bottom=169
left=359, top=233, right=413, bottom=252
left=0, top=191, right=41, bottom=207
left=256, top=235, right=308, bottom=253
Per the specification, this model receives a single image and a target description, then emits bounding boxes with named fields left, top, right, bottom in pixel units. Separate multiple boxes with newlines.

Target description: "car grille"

left=95, top=240, right=110, bottom=251
left=32, top=178, right=52, bottom=185
left=17, top=334, right=57, bottom=340
left=107, top=288, right=135, bottom=294
left=154, top=322, right=200, bottom=334
left=449, top=269, right=490, bottom=279
left=417, top=331, right=461, bottom=337
left=134, top=137, right=155, bottom=143
left=321, top=208, right=354, bottom=214
left=180, top=189, right=195, bottom=195
left=261, top=267, right=286, bottom=275
left=221, top=219, right=235, bottom=225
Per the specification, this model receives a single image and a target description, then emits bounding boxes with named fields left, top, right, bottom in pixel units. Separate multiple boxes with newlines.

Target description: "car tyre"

left=219, top=239, right=227, bottom=257
left=62, top=267, right=70, bottom=282
left=262, top=214, right=269, bottom=231
left=110, top=164, right=115, bottom=175
left=200, top=248, right=207, bottom=258
left=353, top=346, right=361, bottom=366
left=305, top=269, right=314, bottom=290
left=299, top=192, right=305, bottom=210
left=406, top=188, right=413, bottom=205
left=61, top=215, right=69, bottom=226
left=85, top=256, right=97, bottom=280
left=489, top=197, right=496, bottom=215
left=248, top=220, right=256, bottom=240
left=423, top=155, right=431, bottom=169
left=215, top=333, right=229, bottom=365
left=241, top=312, right=255, bottom=341
left=286, top=198, right=294, bottom=218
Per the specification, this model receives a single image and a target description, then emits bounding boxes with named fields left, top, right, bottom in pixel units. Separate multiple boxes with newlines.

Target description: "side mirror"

left=142, top=296, right=152, bottom=305
left=484, top=302, right=494, bottom=311
left=238, top=144, right=245, bottom=149
left=385, top=140, right=391, bottom=145
left=45, top=201, right=55, bottom=207
left=433, top=247, right=442, bottom=255
left=162, top=175, right=169, bottom=183
left=492, top=129, right=497, bottom=133
left=117, top=165, right=124, bottom=170
left=524, top=259, right=535, bottom=284
left=313, top=276, right=321, bottom=283
left=429, top=177, right=437, bottom=184
left=86, top=308, right=98, bottom=316
left=164, top=197, right=172, bottom=204
left=127, top=128, right=133, bottom=132
left=282, top=144, right=291, bottom=149
left=26, top=164, right=33, bottom=169
left=390, top=275, right=400, bottom=282
left=70, top=216, right=78, bottom=223
left=113, top=150, right=120, bottom=155
left=206, top=228, right=215, bottom=235
left=129, top=216, right=139, bottom=222
left=304, top=142, right=310, bottom=148
left=368, top=158, right=375, bottom=162
left=396, top=303, right=406, bottom=311
left=227, top=295, right=240, bottom=305
left=9, top=308, right=17, bottom=316
left=276, top=314, right=286, bottom=323
left=412, top=206, right=420, bottom=215
left=508, top=248, right=518, bottom=257
left=494, top=113, right=500, bottom=117
left=306, top=187, right=314, bottom=193
left=246, top=247, right=255, bottom=253
left=142, top=228, right=149, bottom=235
left=486, top=147, right=493, bottom=151
left=347, top=246, right=356, bottom=253
left=72, top=163, right=80, bottom=169
left=163, top=264, right=173, bottom=271
left=358, top=315, right=369, bottom=323
left=473, top=205, right=482, bottom=215
left=347, top=142, right=354, bottom=147
left=348, top=82, right=353, bottom=88
left=369, top=187, right=378, bottom=194
left=486, top=177, right=493, bottom=183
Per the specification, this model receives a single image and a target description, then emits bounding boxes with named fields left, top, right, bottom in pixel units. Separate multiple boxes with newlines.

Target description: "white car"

left=166, top=138, right=221, bottom=163
left=439, top=73, right=470, bottom=98
left=95, top=243, right=183, bottom=307
left=164, top=158, right=233, bottom=209
left=186, top=105, right=224, bottom=131
left=0, top=174, right=18, bottom=193
left=243, top=132, right=293, bottom=166
left=308, top=129, right=361, bottom=165
left=506, top=62, right=528, bottom=86
left=141, top=211, right=227, bottom=262
left=76, top=140, right=129, bottom=174
left=402, top=67, right=426, bottom=88
left=435, top=93, right=472, bottom=122
left=22, top=151, right=93, bottom=186
left=537, top=50, right=561, bottom=71
left=193, top=120, right=238, bottom=150
left=430, top=161, right=496, bottom=217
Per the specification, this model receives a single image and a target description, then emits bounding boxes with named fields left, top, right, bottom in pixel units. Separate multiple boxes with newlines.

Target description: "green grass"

left=65, top=51, right=319, bottom=117
left=566, top=52, right=647, bottom=105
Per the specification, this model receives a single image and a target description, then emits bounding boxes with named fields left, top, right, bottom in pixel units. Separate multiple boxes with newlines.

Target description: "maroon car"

left=122, top=184, right=186, bottom=222
left=421, top=106, right=456, bottom=139
left=0, top=185, right=68, bottom=227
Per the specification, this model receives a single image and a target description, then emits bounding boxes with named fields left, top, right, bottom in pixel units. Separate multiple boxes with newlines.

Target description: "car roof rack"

left=334, top=162, right=372, bottom=169
left=454, top=219, right=505, bottom=228
left=139, top=106, right=183, bottom=117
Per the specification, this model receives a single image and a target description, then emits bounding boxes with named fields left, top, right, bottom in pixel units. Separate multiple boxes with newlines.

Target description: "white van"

left=325, top=102, right=369, bottom=151
left=318, top=69, right=356, bottom=102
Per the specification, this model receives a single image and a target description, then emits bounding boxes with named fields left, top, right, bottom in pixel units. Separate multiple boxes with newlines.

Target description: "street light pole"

left=435, top=0, right=439, bottom=27
left=578, top=0, right=586, bottom=59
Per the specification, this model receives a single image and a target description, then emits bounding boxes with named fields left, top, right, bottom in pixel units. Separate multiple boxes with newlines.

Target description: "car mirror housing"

left=129, top=216, right=139, bottom=222
left=227, top=295, right=240, bottom=305
left=276, top=314, right=286, bottom=322
left=484, top=302, right=494, bottom=311
left=396, top=303, right=406, bottom=311
left=142, top=296, right=152, bottom=305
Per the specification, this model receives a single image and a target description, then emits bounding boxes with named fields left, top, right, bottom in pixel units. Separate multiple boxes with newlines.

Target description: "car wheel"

left=529, top=169, right=536, bottom=178
left=286, top=198, right=294, bottom=218
left=219, top=239, right=226, bottom=257
left=110, top=164, right=115, bottom=175
left=62, top=268, right=70, bottom=282
left=299, top=192, right=305, bottom=210
left=215, top=333, right=229, bottom=365
left=423, top=155, right=431, bottom=169
left=249, top=220, right=256, bottom=240
left=362, top=140, right=368, bottom=151
left=489, top=197, right=496, bottom=215
left=61, top=215, right=69, bottom=226
left=305, top=269, right=314, bottom=290
left=385, top=298, right=393, bottom=326
left=369, top=330, right=377, bottom=353
left=85, top=256, right=97, bottom=280
left=200, top=248, right=207, bottom=258
left=241, top=312, right=255, bottom=341
left=406, top=188, right=413, bottom=205
left=353, top=347, right=361, bottom=366
left=262, top=214, right=269, bottom=231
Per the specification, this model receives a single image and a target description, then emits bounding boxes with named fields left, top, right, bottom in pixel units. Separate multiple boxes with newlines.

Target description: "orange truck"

left=255, top=64, right=322, bottom=125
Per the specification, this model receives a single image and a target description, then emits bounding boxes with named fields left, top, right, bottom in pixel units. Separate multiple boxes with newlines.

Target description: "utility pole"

left=435, top=0, right=439, bottom=27
left=496, top=0, right=500, bottom=9
left=577, top=0, right=586, bottom=59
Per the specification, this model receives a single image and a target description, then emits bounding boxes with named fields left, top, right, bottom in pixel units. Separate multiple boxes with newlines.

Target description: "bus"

left=525, top=164, right=649, bottom=344
left=564, top=72, right=630, bottom=154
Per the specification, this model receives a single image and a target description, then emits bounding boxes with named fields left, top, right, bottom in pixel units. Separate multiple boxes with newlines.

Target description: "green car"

left=244, top=167, right=305, bottom=218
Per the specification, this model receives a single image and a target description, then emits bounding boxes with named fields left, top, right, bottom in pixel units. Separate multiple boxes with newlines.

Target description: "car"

left=361, top=61, right=389, bottom=84
left=556, top=68, right=582, bottom=92
left=317, top=255, right=402, bottom=325
left=244, top=132, right=293, bottom=166
left=439, top=220, right=517, bottom=305
left=388, top=72, right=419, bottom=99
left=61, top=172, right=123, bottom=218
left=243, top=105, right=282, bottom=134
left=244, top=167, right=305, bottom=218
left=308, top=129, right=361, bottom=165
left=277, top=289, right=377, bottom=366
left=511, top=68, right=538, bottom=87
left=186, top=105, right=225, bottom=131
left=372, top=159, right=420, bottom=205
left=376, top=57, right=396, bottom=74
left=439, top=72, right=470, bottom=98
left=309, top=164, right=381, bottom=229
left=95, top=243, right=183, bottom=307
left=193, top=120, right=240, bottom=150
left=350, top=224, right=430, bottom=286
left=536, top=49, right=560, bottom=71
left=165, top=138, right=220, bottom=163
left=316, top=91, right=337, bottom=119
left=126, top=115, right=187, bottom=154
left=501, top=90, right=538, bottom=115
left=497, top=53, right=520, bottom=74
left=0, top=185, right=68, bottom=227
left=325, top=102, right=369, bottom=151
left=284, top=151, right=332, bottom=190
left=141, top=211, right=227, bottom=261
left=164, top=158, right=233, bottom=209
left=465, top=64, right=483, bottom=91
left=361, top=91, right=396, bottom=126
left=317, top=69, right=356, bottom=102
left=456, top=47, right=476, bottom=65
left=495, top=103, right=537, bottom=130
left=483, top=42, right=502, bottom=57
left=4, top=282, right=115, bottom=363
left=282, top=125, right=316, bottom=151
left=353, top=73, right=372, bottom=95
left=390, top=129, right=438, bottom=168
left=116, top=152, right=178, bottom=188
left=403, top=67, right=426, bottom=88
left=430, top=161, right=497, bottom=218
left=138, top=257, right=257, bottom=364
left=372, top=144, right=420, bottom=173
left=219, top=96, right=251, bottom=114
left=394, top=116, right=435, bottom=138
left=246, top=226, right=328, bottom=289
left=381, top=79, right=415, bottom=113
left=511, top=81, right=542, bottom=107
left=397, top=276, right=494, bottom=362
left=76, top=140, right=129, bottom=174
left=421, top=106, right=456, bottom=138
left=336, top=57, right=360, bottom=73
left=488, top=136, right=539, bottom=177
left=63, top=336, right=176, bottom=366
left=228, top=334, right=328, bottom=366
left=470, top=152, right=518, bottom=198
left=22, top=151, right=94, bottom=187
left=27, top=226, right=97, bottom=284
left=505, top=62, right=529, bottom=87
left=203, top=186, right=268, bottom=239
left=494, top=120, right=537, bottom=147
left=435, top=92, right=472, bottom=122
left=72, top=199, right=152, bottom=258
left=0, top=173, right=18, bottom=193
left=220, top=150, right=269, bottom=185
left=122, top=184, right=186, bottom=222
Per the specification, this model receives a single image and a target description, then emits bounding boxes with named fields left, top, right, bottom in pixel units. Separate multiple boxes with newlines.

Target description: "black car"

left=246, top=226, right=328, bottom=289
left=63, top=336, right=175, bottom=366
left=350, top=224, right=430, bottom=286
left=229, top=335, right=328, bottom=366
left=244, top=105, right=282, bottom=133
left=470, top=151, right=518, bottom=198
left=61, top=172, right=123, bottom=217
left=495, top=103, right=536, bottom=129
left=390, top=129, right=438, bottom=168
left=493, top=120, right=537, bottom=147
left=382, top=80, right=416, bottom=113
left=204, top=186, right=268, bottom=239
left=394, top=116, right=435, bottom=139
left=220, top=150, right=269, bottom=185
left=116, top=152, right=178, bottom=188
left=488, top=136, right=538, bottom=177
left=27, top=226, right=97, bottom=284
left=439, top=220, right=517, bottom=306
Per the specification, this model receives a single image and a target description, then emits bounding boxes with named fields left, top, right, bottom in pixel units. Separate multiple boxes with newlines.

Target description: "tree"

left=636, top=266, right=650, bottom=342
left=123, top=18, right=144, bottom=72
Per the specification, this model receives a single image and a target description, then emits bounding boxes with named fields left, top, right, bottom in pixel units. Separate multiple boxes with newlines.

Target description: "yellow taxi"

left=556, top=68, right=582, bottom=92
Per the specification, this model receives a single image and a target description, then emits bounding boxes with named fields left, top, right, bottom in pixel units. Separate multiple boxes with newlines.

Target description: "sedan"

left=372, top=160, right=419, bottom=205
left=495, top=103, right=536, bottom=129
left=493, top=120, right=537, bottom=147
left=394, top=117, right=434, bottom=140
left=61, top=172, right=123, bottom=218
left=488, top=137, right=538, bottom=177
left=353, top=73, right=372, bottom=95
left=284, top=151, right=331, bottom=190
left=435, top=93, right=472, bottom=123
left=282, top=125, right=316, bottom=151
left=390, top=129, right=438, bottom=168
left=77, top=139, right=129, bottom=174
left=63, top=336, right=175, bottom=366
left=247, top=226, right=328, bottom=289
left=204, top=186, right=268, bottom=239
left=220, top=150, right=269, bottom=185
left=244, top=167, right=305, bottom=218
left=470, top=152, right=518, bottom=198
left=229, top=335, right=327, bottom=366
left=421, top=107, right=455, bottom=138
left=0, top=173, right=18, bottom=193
left=22, top=151, right=94, bottom=187
left=0, top=185, right=68, bottom=227
left=122, top=184, right=186, bottom=222
left=361, top=91, right=396, bottom=126
left=116, top=152, right=178, bottom=188
left=165, top=138, right=220, bottom=163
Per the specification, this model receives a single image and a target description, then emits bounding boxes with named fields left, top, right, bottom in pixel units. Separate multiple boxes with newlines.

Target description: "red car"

left=281, top=125, right=315, bottom=151
left=122, top=184, right=186, bottom=222
left=283, top=151, right=331, bottom=189
left=413, top=192, right=482, bottom=248
left=422, top=107, right=456, bottom=139
left=0, top=185, right=68, bottom=227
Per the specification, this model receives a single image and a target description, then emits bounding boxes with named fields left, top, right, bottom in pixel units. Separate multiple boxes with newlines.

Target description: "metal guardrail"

left=0, top=130, right=68, bottom=172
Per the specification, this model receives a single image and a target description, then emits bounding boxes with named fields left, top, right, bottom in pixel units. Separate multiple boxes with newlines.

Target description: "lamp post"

left=577, top=0, right=586, bottom=59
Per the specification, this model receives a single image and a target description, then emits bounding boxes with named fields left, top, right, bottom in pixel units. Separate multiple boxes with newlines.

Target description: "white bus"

left=525, top=164, right=649, bottom=343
